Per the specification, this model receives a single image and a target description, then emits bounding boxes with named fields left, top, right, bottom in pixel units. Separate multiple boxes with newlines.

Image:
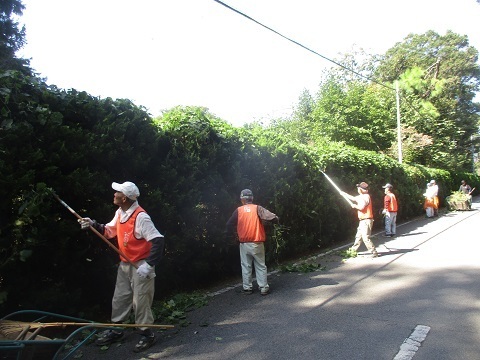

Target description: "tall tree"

left=0, top=0, right=30, bottom=72
left=374, top=30, right=480, bottom=171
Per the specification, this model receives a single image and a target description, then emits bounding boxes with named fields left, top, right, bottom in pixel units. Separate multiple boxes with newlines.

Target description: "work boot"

left=133, top=332, right=155, bottom=352
left=95, top=330, right=124, bottom=346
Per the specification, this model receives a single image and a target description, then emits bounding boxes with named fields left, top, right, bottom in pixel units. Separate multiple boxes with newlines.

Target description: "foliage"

left=152, top=292, right=209, bottom=327
left=285, top=31, right=480, bottom=172
left=375, top=30, right=480, bottom=171
left=0, top=0, right=30, bottom=72
left=309, top=77, right=396, bottom=152
left=280, top=263, right=325, bottom=273
left=447, top=191, right=470, bottom=202
left=2, top=6, right=480, bottom=321
left=2, top=72, right=479, bottom=318
left=338, top=248, right=358, bottom=259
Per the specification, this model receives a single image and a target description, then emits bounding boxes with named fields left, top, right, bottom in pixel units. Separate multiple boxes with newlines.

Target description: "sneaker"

left=242, top=288, right=253, bottom=295
left=95, top=330, right=124, bottom=346
left=260, top=288, right=270, bottom=296
left=133, top=333, right=155, bottom=353
left=371, top=252, right=379, bottom=258
left=383, top=234, right=391, bottom=237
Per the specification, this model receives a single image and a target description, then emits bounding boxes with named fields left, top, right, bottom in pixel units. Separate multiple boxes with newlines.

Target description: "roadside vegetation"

left=1, top=0, right=479, bottom=319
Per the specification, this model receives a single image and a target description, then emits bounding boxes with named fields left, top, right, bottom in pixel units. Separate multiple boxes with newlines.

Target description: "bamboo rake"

left=0, top=319, right=174, bottom=340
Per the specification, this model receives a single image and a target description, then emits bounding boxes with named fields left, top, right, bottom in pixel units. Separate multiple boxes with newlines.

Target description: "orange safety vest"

left=117, top=206, right=152, bottom=262
left=358, top=194, right=373, bottom=220
left=385, top=193, right=398, bottom=212
left=237, top=204, right=266, bottom=243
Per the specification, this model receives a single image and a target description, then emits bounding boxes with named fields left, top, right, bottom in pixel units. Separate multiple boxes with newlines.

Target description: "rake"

left=0, top=319, right=174, bottom=341
left=51, top=190, right=138, bottom=268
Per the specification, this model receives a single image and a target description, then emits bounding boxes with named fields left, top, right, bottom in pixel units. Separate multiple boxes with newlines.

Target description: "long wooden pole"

left=51, top=191, right=138, bottom=268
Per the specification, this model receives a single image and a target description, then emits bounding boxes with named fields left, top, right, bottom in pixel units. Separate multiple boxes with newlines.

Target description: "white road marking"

left=393, top=325, right=431, bottom=360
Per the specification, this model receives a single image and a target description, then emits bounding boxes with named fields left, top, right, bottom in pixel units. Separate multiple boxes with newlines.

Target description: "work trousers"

left=384, top=211, right=397, bottom=235
left=239, top=242, right=269, bottom=292
left=111, top=261, right=155, bottom=331
left=351, top=219, right=377, bottom=254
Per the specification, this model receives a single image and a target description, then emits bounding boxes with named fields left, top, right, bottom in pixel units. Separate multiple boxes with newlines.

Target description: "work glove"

left=137, top=262, right=155, bottom=279
left=78, top=217, right=94, bottom=230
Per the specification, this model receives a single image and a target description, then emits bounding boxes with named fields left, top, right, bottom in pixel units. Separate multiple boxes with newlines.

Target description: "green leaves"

left=281, top=263, right=326, bottom=273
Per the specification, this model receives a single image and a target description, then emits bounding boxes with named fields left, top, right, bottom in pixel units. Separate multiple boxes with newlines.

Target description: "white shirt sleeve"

left=135, top=212, right=163, bottom=241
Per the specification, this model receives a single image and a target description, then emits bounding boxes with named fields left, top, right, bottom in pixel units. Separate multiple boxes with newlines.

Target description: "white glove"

left=382, top=209, right=387, bottom=215
left=78, top=217, right=93, bottom=230
left=137, top=262, right=155, bottom=279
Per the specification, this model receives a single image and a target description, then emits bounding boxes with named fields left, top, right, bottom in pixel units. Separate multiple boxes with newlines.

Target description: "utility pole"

left=395, top=81, right=402, bottom=164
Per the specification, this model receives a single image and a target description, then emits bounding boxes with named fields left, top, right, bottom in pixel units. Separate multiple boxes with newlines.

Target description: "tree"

left=0, top=0, right=30, bottom=72
left=375, top=31, right=480, bottom=171
left=290, top=74, right=396, bottom=152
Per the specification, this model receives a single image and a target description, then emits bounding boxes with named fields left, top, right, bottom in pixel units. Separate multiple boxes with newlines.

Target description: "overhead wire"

left=212, top=0, right=432, bottom=121
left=212, top=0, right=394, bottom=91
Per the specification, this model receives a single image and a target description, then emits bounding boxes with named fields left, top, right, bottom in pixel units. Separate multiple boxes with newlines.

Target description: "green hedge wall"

left=1, top=71, right=479, bottom=318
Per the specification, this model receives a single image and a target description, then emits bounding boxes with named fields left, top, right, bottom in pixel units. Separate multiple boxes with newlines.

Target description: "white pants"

left=425, top=207, right=434, bottom=217
left=385, top=211, right=397, bottom=235
left=111, top=261, right=155, bottom=330
left=239, top=242, right=269, bottom=291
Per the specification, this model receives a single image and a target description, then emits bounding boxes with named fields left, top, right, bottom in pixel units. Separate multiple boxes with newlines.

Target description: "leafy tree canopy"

left=0, top=0, right=30, bottom=72
left=374, top=30, right=480, bottom=170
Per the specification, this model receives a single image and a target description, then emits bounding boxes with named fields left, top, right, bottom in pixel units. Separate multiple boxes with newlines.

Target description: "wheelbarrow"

left=0, top=310, right=174, bottom=360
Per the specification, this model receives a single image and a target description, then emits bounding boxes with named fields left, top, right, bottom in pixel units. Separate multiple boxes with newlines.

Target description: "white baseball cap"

left=112, top=181, right=140, bottom=200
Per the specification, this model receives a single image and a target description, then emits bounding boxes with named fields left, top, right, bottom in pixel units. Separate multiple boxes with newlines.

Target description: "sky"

left=17, top=0, right=480, bottom=127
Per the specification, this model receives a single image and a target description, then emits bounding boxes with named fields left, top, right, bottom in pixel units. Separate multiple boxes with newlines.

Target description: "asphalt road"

left=78, top=197, right=480, bottom=360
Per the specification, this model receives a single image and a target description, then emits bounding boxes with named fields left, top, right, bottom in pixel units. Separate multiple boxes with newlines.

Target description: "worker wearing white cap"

left=79, top=181, right=164, bottom=352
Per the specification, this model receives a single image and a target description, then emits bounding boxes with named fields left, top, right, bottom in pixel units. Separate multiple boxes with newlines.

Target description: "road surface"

left=80, top=197, right=480, bottom=360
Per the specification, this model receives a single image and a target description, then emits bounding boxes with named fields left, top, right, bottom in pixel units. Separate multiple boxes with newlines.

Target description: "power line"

left=212, top=0, right=433, bottom=130
left=212, top=0, right=394, bottom=91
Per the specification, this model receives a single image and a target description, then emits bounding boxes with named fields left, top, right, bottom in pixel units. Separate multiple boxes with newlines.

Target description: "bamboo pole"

left=51, top=191, right=138, bottom=268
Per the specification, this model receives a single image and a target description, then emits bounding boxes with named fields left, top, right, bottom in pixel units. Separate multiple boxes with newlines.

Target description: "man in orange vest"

left=341, top=182, right=378, bottom=258
left=79, top=181, right=165, bottom=352
left=382, top=183, right=398, bottom=237
left=225, top=189, right=278, bottom=295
